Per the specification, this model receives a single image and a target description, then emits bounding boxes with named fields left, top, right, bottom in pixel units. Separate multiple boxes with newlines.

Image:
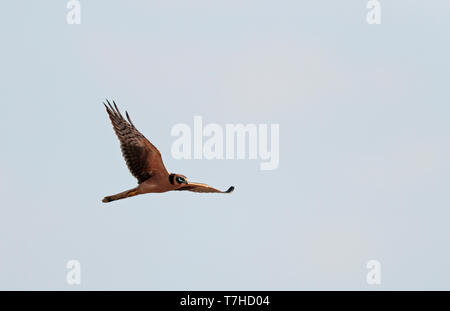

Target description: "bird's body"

left=140, top=174, right=174, bottom=193
left=102, top=100, right=234, bottom=203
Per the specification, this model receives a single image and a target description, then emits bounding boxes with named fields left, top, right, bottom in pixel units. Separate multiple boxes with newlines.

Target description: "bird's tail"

left=102, top=187, right=139, bottom=203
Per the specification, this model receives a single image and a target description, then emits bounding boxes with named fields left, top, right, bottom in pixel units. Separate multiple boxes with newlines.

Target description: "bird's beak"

left=183, top=180, right=189, bottom=184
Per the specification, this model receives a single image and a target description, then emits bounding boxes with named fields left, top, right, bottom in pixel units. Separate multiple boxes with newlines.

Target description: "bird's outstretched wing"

left=104, top=100, right=169, bottom=183
left=178, top=182, right=235, bottom=193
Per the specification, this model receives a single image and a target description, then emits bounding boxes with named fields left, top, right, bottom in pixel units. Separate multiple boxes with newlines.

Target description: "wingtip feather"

left=225, top=186, right=235, bottom=193
left=105, top=99, right=115, bottom=113
left=126, top=111, right=135, bottom=127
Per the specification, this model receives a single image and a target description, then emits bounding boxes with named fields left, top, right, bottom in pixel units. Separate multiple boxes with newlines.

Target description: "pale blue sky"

left=0, top=0, right=449, bottom=290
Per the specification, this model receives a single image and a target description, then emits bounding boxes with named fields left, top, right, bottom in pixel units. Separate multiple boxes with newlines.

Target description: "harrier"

left=102, top=100, right=234, bottom=203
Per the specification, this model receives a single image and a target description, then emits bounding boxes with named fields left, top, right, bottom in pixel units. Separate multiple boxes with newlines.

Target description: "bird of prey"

left=102, top=100, right=234, bottom=203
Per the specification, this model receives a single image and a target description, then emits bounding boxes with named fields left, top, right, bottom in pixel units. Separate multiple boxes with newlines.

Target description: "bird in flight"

left=102, top=100, right=234, bottom=203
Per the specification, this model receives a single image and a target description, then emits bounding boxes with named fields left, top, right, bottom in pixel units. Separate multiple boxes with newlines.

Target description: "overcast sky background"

left=1, top=0, right=450, bottom=290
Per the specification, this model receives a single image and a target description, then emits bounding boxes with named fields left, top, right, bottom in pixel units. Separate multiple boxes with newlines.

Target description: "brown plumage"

left=102, top=100, right=234, bottom=203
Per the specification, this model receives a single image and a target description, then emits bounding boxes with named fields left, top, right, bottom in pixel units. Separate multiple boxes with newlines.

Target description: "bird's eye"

left=176, top=177, right=185, bottom=183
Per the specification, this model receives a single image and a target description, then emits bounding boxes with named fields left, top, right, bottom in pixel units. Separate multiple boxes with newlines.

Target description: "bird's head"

left=169, top=173, right=189, bottom=186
